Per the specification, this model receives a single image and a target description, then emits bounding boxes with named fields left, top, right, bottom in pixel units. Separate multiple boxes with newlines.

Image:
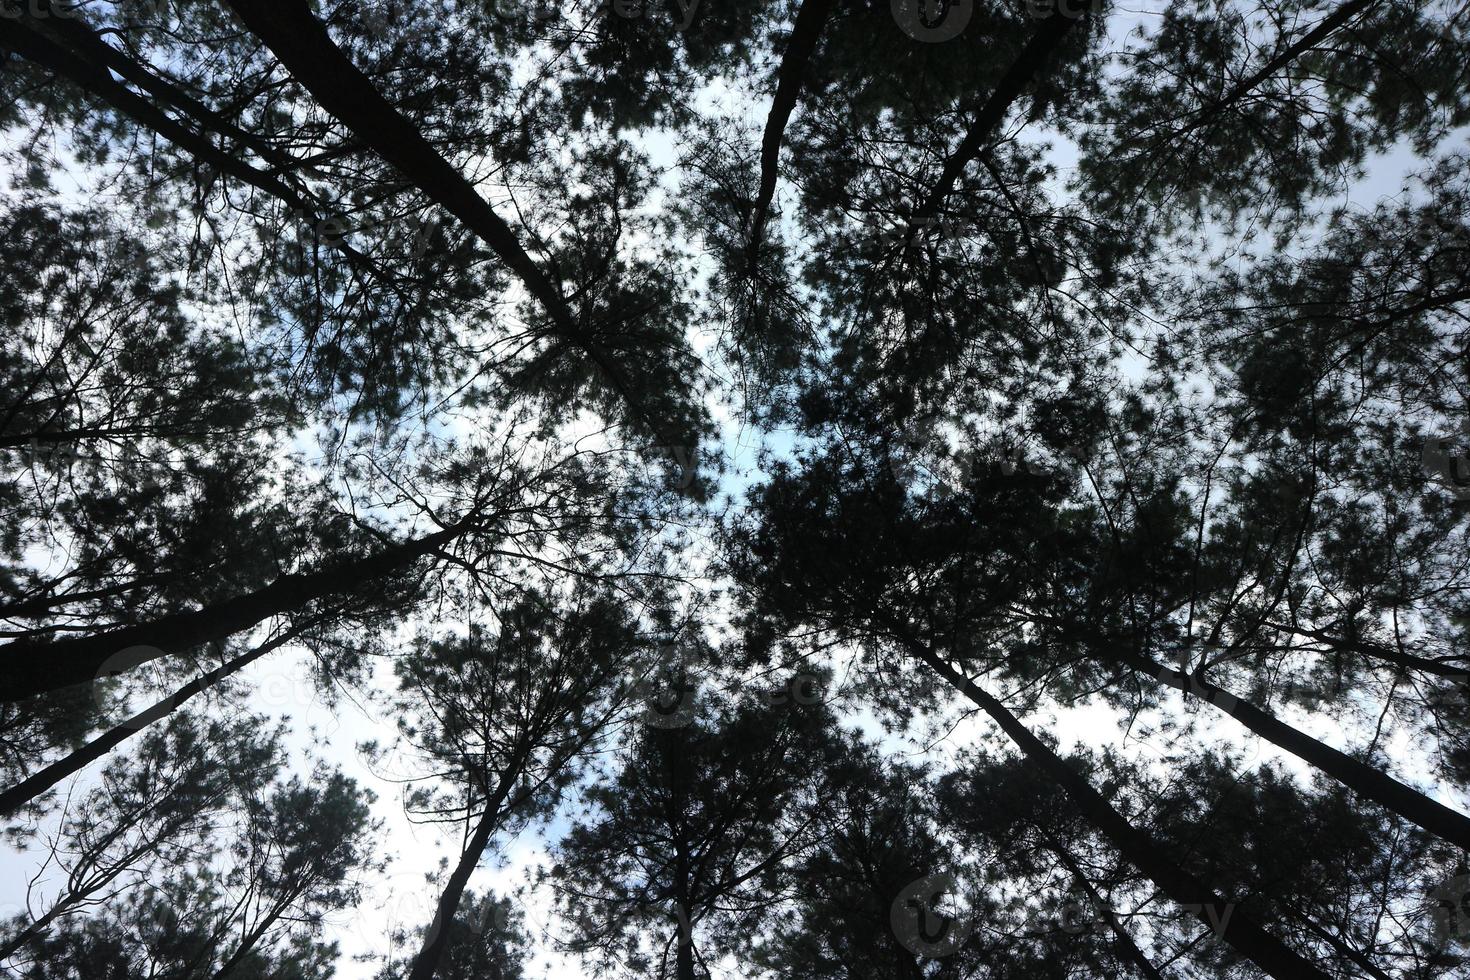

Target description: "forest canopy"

left=1, top=0, right=1469, bottom=978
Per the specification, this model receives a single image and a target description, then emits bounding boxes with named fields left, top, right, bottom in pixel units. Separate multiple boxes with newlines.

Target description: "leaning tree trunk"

left=0, top=13, right=388, bottom=286
left=0, top=622, right=314, bottom=815
left=1116, top=649, right=1470, bottom=852
left=1040, top=830, right=1165, bottom=980
left=907, top=644, right=1331, bottom=980
left=745, top=0, right=838, bottom=267
left=1266, top=620, right=1470, bottom=680
left=405, top=758, right=525, bottom=980
left=0, top=512, right=481, bottom=703
left=217, top=0, right=678, bottom=449
left=905, top=5, right=1090, bottom=236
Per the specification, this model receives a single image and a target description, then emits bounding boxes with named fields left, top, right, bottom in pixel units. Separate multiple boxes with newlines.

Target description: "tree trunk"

left=660, top=726, right=698, bottom=980
left=405, top=772, right=521, bottom=980
left=1266, top=621, right=1470, bottom=680
left=1118, top=649, right=1470, bottom=852
left=220, top=0, right=566, bottom=323
left=1158, top=0, right=1378, bottom=146
left=746, top=0, right=837, bottom=265
left=674, top=911, right=697, bottom=980
left=1295, top=908, right=1393, bottom=980
left=0, top=14, right=392, bottom=286
left=908, top=645, right=1330, bottom=980
left=0, top=513, right=478, bottom=704
left=216, top=0, right=678, bottom=447
left=0, top=624, right=309, bottom=815
left=0, top=895, right=68, bottom=961
left=906, top=6, right=1088, bottom=235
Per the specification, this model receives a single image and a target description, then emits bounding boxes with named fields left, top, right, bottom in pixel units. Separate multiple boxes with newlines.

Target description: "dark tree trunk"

left=1119, top=650, right=1470, bottom=852
left=216, top=0, right=680, bottom=447
left=0, top=514, right=478, bottom=704
left=1042, top=832, right=1165, bottom=980
left=1267, top=621, right=1470, bottom=680
left=1169, top=0, right=1378, bottom=143
left=675, top=915, right=697, bottom=980
left=906, top=7, right=1089, bottom=235
left=909, top=645, right=1331, bottom=980
left=405, top=773, right=520, bottom=980
left=0, top=13, right=390, bottom=284
left=0, top=624, right=309, bottom=815
left=220, top=0, right=567, bottom=324
left=746, top=0, right=837, bottom=266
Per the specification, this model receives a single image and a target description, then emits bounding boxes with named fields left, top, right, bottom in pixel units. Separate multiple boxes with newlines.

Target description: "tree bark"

left=674, top=914, right=697, bottom=980
left=1149, top=0, right=1379, bottom=148
left=1117, top=649, right=1470, bottom=852
left=0, top=513, right=479, bottom=704
left=745, top=0, right=837, bottom=267
left=220, top=0, right=567, bottom=324
left=908, top=645, right=1331, bottom=980
left=0, top=14, right=391, bottom=285
left=0, top=623, right=309, bottom=815
left=1041, top=832, right=1166, bottom=980
left=31, top=1, right=298, bottom=171
left=405, top=773, right=520, bottom=980
left=906, top=6, right=1089, bottom=237
left=1265, top=621, right=1469, bottom=680
left=217, top=0, right=675, bottom=446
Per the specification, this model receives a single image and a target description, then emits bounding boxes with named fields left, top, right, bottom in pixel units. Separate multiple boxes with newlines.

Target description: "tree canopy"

left=2, top=0, right=1469, bottom=978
